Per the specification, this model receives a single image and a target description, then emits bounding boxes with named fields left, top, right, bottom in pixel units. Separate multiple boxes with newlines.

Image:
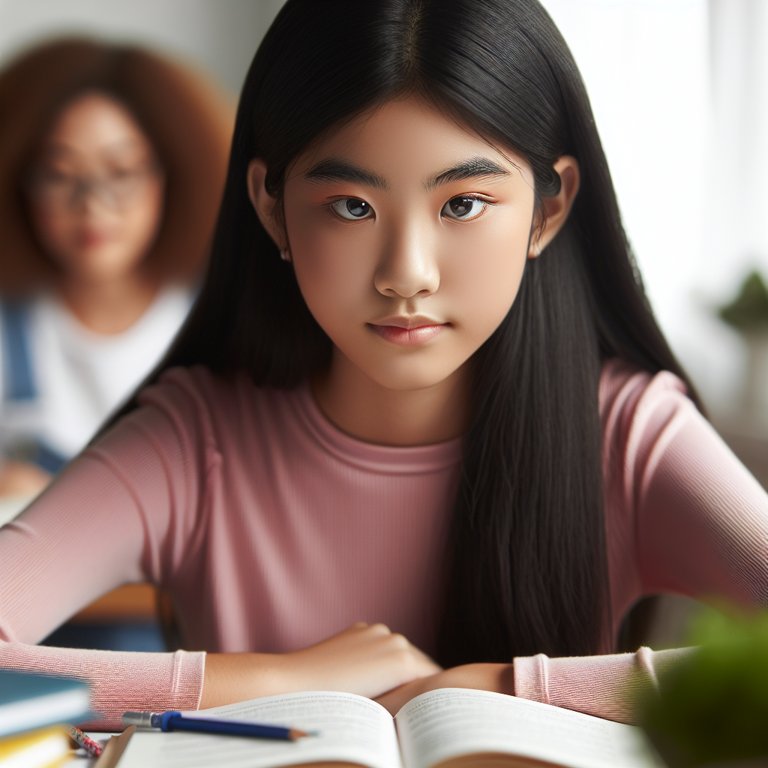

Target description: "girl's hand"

left=202, top=622, right=442, bottom=707
left=276, top=622, right=442, bottom=697
left=375, top=662, right=515, bottom=715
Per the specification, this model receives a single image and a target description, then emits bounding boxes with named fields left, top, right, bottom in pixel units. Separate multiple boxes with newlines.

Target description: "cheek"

left=292, top=247, right=370, bottom=333
left=28, top=207, right=73, bottom=254
left=288, top=210, right=375, bottom=316
left=122, top=192, right=164, bottom=250
left=441, top=215, right=530, bottom=325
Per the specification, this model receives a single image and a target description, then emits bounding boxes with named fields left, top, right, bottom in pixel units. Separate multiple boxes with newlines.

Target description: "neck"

left=56, top=271, right=159, bottom=335
left=312, top=359, right=470, bottom=446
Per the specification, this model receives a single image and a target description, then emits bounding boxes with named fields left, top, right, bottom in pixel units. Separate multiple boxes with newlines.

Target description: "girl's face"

left=26, top=91, right=164, bottom=285
left=256, top=95, right=578, bottom=413
left=278, top=96, right=542, bottom=398
left=279, top=97, right=539, bottom=398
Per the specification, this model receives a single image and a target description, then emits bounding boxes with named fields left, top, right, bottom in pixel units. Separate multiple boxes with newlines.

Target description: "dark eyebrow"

left=304, top=156, right=511, bottom=192
left=426, top=157, right=511, bottom=190
left=304, top=159, right=388, bottom=190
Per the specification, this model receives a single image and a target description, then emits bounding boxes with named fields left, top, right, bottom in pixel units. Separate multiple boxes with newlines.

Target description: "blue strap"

left=1, top=301, right=38, bottom=401
left=1, top=301, right=67, bottom=473
left=30, top=442, right=68, bottom=474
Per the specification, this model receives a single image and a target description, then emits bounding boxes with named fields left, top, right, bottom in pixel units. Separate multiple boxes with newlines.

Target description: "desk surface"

left=64, top=748, right=99, bottom=767
left=71, top=584, right=157, bottom=622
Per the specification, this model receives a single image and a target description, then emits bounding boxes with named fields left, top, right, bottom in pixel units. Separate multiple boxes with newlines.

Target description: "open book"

left=111, top=688, right=663, bottom=768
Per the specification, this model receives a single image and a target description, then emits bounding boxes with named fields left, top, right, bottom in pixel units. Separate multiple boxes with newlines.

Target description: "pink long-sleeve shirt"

left=1, top=359, right=766, bottom=728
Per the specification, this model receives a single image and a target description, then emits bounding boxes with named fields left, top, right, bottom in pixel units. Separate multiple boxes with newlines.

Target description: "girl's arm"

left=0, top=402, right=207, bottom=729
left=504, top=370, right=763, bottom=721
left=629, top=388, right=767, bottom=608
left=0, top=373, right=439, bottom=729
left=375, top=646, right=693, bottom=722
left=378, top=369, right=768, bottom=722
left=201, top=623, right=440, bottom=708
left=512, top=366, right=767, bottom=723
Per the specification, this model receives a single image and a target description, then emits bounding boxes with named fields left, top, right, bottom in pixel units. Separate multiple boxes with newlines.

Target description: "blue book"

left=0, top=670, right=90, bottom=737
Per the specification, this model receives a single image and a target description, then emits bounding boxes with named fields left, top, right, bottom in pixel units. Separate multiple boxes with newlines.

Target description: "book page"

left=116, top=691, right=402, bottom=768
left=395, top=688, right=664, bottom=768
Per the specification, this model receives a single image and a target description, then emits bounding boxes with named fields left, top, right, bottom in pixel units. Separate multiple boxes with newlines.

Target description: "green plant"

left=718, top=270, right=768, bottom=333
left=637, top=605, right=768, bottom=766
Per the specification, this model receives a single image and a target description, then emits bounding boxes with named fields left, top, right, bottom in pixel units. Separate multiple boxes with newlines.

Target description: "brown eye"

left=442, top=195, right=487, bottom=221
left=330, top=197, right=373, bottom=220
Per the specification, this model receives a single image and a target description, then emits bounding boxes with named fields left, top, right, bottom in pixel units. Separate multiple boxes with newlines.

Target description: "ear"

left=247, top=158, right=287, bottom=250
left=528, top=155, right=580, bottom=258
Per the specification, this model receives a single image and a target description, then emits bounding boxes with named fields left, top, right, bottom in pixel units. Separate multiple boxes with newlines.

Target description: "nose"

left=373, top=226, right=440, bottom=298
left=71, top=178, right=115, bottom=212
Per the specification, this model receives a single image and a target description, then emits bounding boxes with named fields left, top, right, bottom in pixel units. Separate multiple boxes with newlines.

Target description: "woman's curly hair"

left=0, top=36, right=234, bottom=293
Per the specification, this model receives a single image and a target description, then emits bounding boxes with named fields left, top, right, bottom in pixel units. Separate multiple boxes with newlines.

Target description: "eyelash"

left=326, top=194, right=495, bottom=222
left=442, top=194, right=493, bottom=222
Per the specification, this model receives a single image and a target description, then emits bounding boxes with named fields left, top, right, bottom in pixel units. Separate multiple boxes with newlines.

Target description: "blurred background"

left=548, top=0, right=768, bottom=491
left=0, top=0, right=764, bottom=650
left=1, top=0, right=766, bottom=460
left=0, top=0, right=284, bottom=93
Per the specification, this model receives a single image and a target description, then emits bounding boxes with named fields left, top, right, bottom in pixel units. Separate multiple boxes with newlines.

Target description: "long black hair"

left=115, top=0, right=701, bottom=665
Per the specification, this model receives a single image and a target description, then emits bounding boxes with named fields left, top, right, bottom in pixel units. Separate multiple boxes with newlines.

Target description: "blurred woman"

left=0, top=36, right=233, bottom=499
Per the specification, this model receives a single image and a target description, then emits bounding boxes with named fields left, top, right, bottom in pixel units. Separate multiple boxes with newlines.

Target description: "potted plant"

left=717, top=269, right=768, bottom=426
left=637, top=605, right=768, bottom=766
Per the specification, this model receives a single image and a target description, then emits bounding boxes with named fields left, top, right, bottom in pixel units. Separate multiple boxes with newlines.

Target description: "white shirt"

left=0, top=287, right=192, bottom=462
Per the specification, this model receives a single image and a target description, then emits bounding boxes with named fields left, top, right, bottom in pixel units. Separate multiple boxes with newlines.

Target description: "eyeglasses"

left=27, top=163, right=161, bottom=211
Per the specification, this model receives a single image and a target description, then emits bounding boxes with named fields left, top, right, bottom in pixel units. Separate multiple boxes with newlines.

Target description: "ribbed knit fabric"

left=1, top=359, right=766, bottom=728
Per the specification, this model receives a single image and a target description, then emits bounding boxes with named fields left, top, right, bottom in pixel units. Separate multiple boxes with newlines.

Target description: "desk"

left=42, top=583, right=164, bottom=651
left=64, top=741, right=106, bottom=767
left=70, top=584, right=158, bottom=623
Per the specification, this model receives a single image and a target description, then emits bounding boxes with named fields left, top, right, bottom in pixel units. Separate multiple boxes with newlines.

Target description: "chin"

left=71, top=254, right=140, bottom=281
left=367, top=362, right=465, bottom=394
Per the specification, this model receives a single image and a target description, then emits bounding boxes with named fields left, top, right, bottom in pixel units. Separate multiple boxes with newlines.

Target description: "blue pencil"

left=122, top=710, right=316, bottom=741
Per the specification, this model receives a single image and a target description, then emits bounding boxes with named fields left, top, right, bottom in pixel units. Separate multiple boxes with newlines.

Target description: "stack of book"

left=0, top=670, right=90, bottom=767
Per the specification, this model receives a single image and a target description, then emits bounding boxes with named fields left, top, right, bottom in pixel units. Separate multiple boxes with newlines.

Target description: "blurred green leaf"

left=718, top=270, right=768, bottom=332
left=637, top=604, right=768, bottom=767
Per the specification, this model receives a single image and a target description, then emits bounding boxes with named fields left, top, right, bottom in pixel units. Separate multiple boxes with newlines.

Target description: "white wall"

left=542, top=0, right=768, bottom=422
left=0, top=0, right=284, bottom=95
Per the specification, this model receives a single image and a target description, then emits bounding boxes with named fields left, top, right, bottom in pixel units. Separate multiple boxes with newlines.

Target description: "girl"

left=0, top=37, right=232, bottom=498
left=0, top=0, right=766, bottom=729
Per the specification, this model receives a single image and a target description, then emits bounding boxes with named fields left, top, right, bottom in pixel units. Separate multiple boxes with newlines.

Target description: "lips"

left=368, top=315, right=448, bottom=346
left=370, top=314, right=444, bottom=329
left=76, top=230, right=111, bottom=248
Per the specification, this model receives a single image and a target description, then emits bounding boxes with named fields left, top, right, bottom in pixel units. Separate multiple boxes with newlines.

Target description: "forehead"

left=41, top=91, right=153, bottom=158
left=288, top=96, right=531, bottom=182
